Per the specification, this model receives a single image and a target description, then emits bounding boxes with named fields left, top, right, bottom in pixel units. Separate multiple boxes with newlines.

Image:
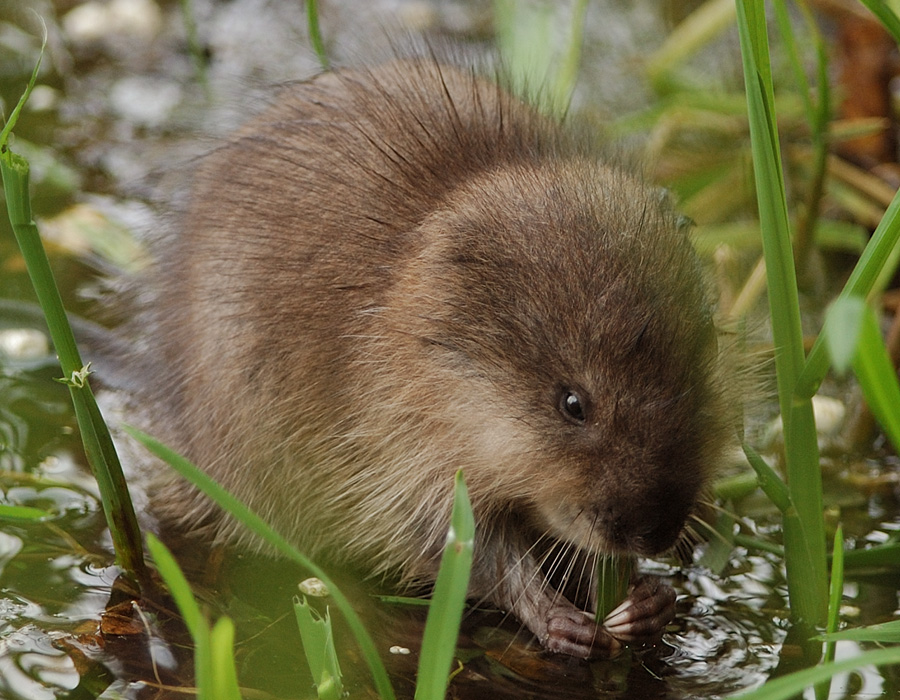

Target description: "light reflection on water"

left=0, top=626, right=79, bottom=700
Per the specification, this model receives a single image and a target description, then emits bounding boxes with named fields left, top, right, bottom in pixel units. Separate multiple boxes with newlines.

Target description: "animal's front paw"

left=602, top=576, right=676, bottom=644
left=543, top=604, right=621, bottom=659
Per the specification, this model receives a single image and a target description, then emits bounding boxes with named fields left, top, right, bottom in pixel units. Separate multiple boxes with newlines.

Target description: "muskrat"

left=132, top=57, right=733, bottom=658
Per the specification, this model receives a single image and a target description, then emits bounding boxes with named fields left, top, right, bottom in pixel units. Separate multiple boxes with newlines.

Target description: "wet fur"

left=132, top=58, right=734, bottom=654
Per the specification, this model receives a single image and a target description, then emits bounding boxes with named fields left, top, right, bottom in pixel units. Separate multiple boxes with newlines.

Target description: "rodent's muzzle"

left=599, top=490, right=694, bottom=556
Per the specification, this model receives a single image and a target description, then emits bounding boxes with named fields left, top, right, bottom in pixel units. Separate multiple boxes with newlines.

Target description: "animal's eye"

left=560, top=390, right=586, bottom=424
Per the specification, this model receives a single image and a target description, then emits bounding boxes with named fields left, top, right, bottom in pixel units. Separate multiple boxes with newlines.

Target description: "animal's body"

left=134, top=58, right=731, bottom=657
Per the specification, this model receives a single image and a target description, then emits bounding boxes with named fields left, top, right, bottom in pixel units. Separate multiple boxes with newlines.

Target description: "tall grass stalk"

left=735, top=0, right=826, bottom=635
left=131, top=427, right=477, bottom=698
left=1, top=55, right=146, bottom=578
left=729, top=646, right=900, bottom=700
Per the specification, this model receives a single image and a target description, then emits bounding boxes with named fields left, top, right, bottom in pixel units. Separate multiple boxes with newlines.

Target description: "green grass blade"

left=646, top=0, right=736, bottom=86
left=146, top=533, right=212, bottom=699
left=306, top=0, right=330, bottom=70
left=414, top=471, right=474, bottom=700
left=376, top=596, right=431, bottom=607
left=824, top=296, right=866, bottom=374
left=798, top=185, right=900, bottom=397
left=552, top=0, right=588, bottom=117
left=712, top=469, right=759, bottom=502
left=773, top=0, right=830, bottom=265
left=1, top=148, right=145, bottom=577
left=209, top=617, right=242, bottom=700
left=735, top=3, right=797, bottom=395
left=0, top=26, right=44, bottom=148
left=1, top=152, right=81, bottom=372
left=735, top=0, right=827, bottom=633
left=728, top=647, right=900, bottom=700
left=0, top=504, right=51, bottom=520
left=743, top=447, right=819, bottom=629
left=493, top=0, right=586, bottom=117
left=857, top=0, right=900, bottom=45
left=842, top=542, right=900, bottom=571
left=595, top=555, right=632, bottom=620
left=695, top=511, right=736, bottom=574
left=825, top=295, right=900, bottom=452
left=850, top=304, right=900, bottom=450
left=772, top=1, right=812, bottom=129
left=823, top=524, right=843, bottom=671
left=494, top=0, right=553, bottom=97
left=818, top=619, right=900, bottom=644
left=741, top=443, right=790, bottom=513
left=179, top=0, right=209, bottom=90
left=294, top=597, right=343, bottom=700
left=124, top=426, right=396, bottom=700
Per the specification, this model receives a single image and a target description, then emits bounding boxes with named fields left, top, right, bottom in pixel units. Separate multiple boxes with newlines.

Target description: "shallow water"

left=2, top=0, right=900, bottom=698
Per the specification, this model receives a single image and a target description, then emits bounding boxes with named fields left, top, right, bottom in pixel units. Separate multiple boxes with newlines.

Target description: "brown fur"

left=133, top=58, right=734, bottom=655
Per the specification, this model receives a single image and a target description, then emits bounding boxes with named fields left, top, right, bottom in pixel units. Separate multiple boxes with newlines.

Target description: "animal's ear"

left=676, top=214, right=695, bottom=233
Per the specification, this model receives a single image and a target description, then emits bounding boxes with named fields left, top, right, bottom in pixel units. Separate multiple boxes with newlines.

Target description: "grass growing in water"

left=146, top=533, right=242, bottom=700
left=735, top=0, right=828, bottom=644
left=125, top=426, right=398, bottom=700
left=635, top=0, right=900, bottom=693
left=731, top=0, right=900, bottom=693
left=0, top=37, right=146, bottom=581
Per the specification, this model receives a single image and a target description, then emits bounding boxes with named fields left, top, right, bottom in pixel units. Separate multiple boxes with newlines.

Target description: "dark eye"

left=560, top=389, right=586, bottom=424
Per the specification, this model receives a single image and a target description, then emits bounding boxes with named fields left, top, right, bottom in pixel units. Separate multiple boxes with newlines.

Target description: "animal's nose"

left=600, top=492, right=691, bottom=555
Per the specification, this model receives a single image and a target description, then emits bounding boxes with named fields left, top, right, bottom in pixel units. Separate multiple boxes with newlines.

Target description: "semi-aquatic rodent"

left=133, top=58, right=733, bottom=657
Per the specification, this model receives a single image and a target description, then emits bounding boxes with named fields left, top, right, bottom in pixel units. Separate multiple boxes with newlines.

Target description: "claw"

left=602, top=576, right=676, bottom=643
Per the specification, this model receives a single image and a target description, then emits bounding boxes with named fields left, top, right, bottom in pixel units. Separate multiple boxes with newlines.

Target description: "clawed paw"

left=601, top=576, right=676, bottom=644
left=541, top=576, right=675, bottom=657
left=543, top=605, right=620, bottom=659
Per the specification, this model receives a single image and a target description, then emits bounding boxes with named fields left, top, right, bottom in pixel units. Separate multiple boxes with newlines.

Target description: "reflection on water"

left=0, top=626, right=79, bottom=700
